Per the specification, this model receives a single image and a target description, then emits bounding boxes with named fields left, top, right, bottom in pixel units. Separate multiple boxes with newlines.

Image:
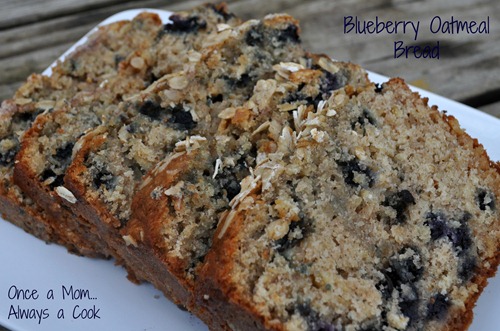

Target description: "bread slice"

left=61, top=13, right=308, bottom=292
left=122, top=58, right=369, bottom=326
left=197, top=78, right=500, bottom=331
left=0, top=13, right=166, bottom=256
left=12, top=4, right=240, bottom=262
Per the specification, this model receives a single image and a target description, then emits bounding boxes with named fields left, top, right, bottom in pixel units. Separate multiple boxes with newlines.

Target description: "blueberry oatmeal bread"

left=198, top=78, right=500, bottom=331
left=0, top=12, right=166, bottom=256
left=62, top=13, right=308, bottom=283
left=12, top=4, right=240, bottom=261
left=121, top=57, right=368, bottom=325
left=0, top=3, right=498, bottom=331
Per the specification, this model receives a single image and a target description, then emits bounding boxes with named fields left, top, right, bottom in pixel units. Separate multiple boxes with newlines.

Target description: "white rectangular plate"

left=1, top=9, right=499, bottom=331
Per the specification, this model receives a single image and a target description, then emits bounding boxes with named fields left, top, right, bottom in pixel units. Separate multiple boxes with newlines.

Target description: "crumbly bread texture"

left=12, top=4, right=240, bottom=260
left=122, top=58, right=369, bottom=317
left=0, top=14, right=165, bottom=256
left=62, top=13, right=308, bottom=284
left=198, top=78, right=500, bottom=331
left=1, top=4, right=499, bottom=331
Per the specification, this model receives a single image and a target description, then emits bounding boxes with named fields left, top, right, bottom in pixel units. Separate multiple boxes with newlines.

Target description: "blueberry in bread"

left=151, top=3, right=241, bottom=79
left=198, top=78, right=500, bottom=331
left=122, top=57, right=369, bottom=325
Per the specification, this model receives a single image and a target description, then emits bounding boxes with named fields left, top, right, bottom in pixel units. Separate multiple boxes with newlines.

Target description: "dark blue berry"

left=282, top=89, right=323, bottom=110
left=40, top=169, right=64, bottom=189
left=338, top=159, right=375, bottom=188
left=169, top=105, right=196, bottom=131
left=383, top=190, right=415, bottom=223
left=458, top=255, right=476, bottom=282
left=398, top=283, right=420, bottom=324
left=54, top=142, right=74, bottom=163
left=207, top=94, right=223, bottom=104
left=0, top=146, right=19, bottom=167
left=319, top=71, right=345, bottom=95
left=426, top=212, right=449, bottom=241
left=275, top=216, right=312, bottom=253
left=426, top=293, right=450, bottom=320
left=389, top=248, right=423, bottom=284
left=399, top=299, right=419, bottom=325
left=379, top=251, right=423, bottom=326
left=245, top=27, right=264, bottom=46
left=477, top=189, right=495, bottom=211
left=292, top=303, right=336, bottom=331
left=377, top=272, right=395, bottom=300
left=352, top=109, right=377, bottom=130
left=452, top=214, right=473, bottom=254
left=138, top=100, right=163, bottom=120
left=277, top=24, right=300, bottom=44
left=426, top=212, right=473, bottom=254
left=374, top=83, right=383, bottom=93
left=92, top=166, right=116, bottom=191
left=164, top=15, right=207, bottom=33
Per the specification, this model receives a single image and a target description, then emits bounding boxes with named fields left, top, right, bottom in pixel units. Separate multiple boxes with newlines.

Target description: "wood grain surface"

left=0, top=0, right=499, bottom=101
left=1, top=0, right=499, bottom=118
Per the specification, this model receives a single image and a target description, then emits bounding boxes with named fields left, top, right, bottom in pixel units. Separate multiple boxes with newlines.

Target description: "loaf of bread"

left=1, top=3, right=498, bottom=331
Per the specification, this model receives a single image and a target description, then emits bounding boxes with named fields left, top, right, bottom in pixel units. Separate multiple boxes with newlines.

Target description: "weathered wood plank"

left=0, top=41, right=71, bottom=86
left=0, top=0, right=164, bottom=29
left=0, top=81, right=22, bottom=102
left=0, top=0, right=499, bottom=117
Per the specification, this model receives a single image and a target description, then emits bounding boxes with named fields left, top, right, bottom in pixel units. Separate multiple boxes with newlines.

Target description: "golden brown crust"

left=123, top=151, right=196, bottom=300
left=199, top=198, right=281, bottom=331
left=0, top=189, right=54, bottom=244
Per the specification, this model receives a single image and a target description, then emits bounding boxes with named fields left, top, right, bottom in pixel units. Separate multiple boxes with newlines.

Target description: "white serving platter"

left=1, top=8, right=499, bottom=331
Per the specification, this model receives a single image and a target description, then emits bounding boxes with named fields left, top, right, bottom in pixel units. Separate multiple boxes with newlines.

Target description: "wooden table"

left=0, top=0, right=498, bottom=329
left=1, top=0, right=499, bottom=119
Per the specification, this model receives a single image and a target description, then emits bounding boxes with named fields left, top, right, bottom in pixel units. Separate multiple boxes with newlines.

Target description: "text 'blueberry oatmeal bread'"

left=61, top=13, right=307, bottom=284
left=121, top=57, right=369, bottom=324
left=198, top=78, right=500, bottom=331
left=12, top=4, right=241, bottom=264
left=0, top=13, right=167, bottom=257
